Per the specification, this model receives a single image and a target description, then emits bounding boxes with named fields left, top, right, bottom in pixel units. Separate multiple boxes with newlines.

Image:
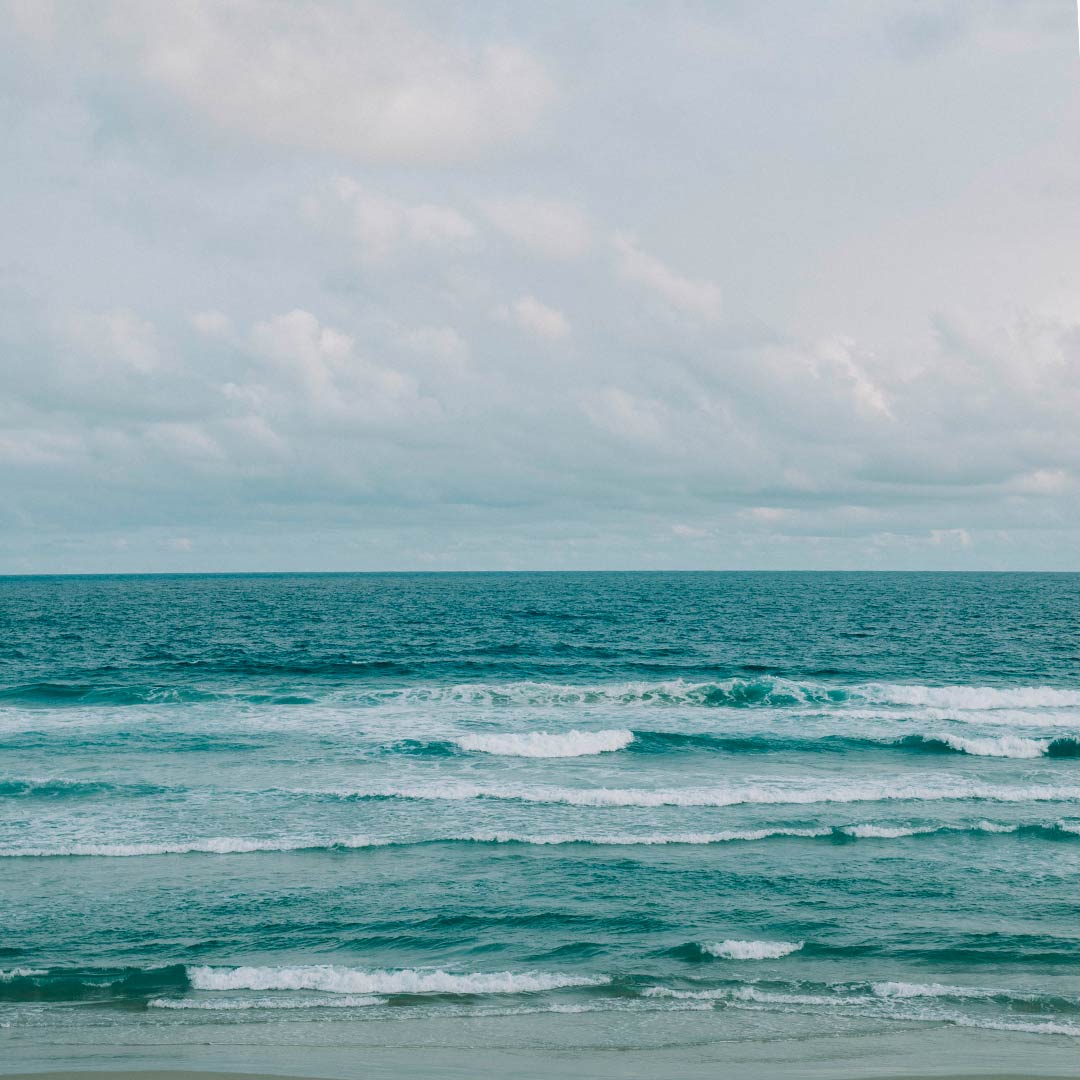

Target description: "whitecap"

left=313, top=777, right=1080, bottom=809
left=453, top=729, right=633, bottom=757
left=149, top=995, right=385, bottom=1010
left=187, top=965, right=610, bottom=996
left=701, top=940, right=804, bottom=960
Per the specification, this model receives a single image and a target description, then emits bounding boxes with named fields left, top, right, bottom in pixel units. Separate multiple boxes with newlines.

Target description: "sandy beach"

left=5, top=1071, right=1079, bottom=1080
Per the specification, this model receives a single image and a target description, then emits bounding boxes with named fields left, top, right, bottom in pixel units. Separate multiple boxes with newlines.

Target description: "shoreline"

left=5, top=1071, right=1080, bottom=1080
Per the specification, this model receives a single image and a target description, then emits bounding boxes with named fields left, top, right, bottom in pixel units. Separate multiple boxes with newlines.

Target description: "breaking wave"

left=149, top=995, right=386, bottom=1010
left=700, top=940, right=804, bottom=960
left=187, top=965, right=610, bottom=996
left=364, top=678, right=1080, bottom=711
left=452, top=730, right=634, bottom=757
left=313, top=777, right=1080, bottom=809
left=7, top=820, right=1080, bottom=858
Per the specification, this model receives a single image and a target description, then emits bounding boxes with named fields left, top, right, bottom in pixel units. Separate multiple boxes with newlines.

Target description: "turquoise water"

left=3, top=572, right=1080, bottom=1075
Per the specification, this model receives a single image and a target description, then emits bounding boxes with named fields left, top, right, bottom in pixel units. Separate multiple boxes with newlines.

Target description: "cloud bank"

left=1, top=0, right=1078, bottom=570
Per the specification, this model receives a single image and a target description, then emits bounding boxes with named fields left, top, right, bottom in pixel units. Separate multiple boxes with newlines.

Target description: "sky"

left=2, top=0, right=1080, bottom=573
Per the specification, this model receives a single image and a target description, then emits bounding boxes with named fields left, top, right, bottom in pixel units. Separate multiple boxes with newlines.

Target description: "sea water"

left=2, top=572, right=1080, bottom=1077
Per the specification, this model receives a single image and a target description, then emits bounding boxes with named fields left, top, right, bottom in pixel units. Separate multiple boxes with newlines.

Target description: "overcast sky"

left=2, top=0, right=1079, bottom=572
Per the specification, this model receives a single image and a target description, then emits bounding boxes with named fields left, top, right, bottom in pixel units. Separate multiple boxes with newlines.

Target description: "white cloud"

left=247, top=309, right=432, bottom=424
left=304, top=178, right=476, bottom=264
left=191, top=311, right=232, bottom=338
left=612, top=232, right=722, bottom=322
left=499, top=295, right=571, bottom=340
left=19, top=0, right=557, bottom=164
left=581, top=386, right=665, bottom=443
left=483, top=195, right=592, bottom=259
left=1010, top=469, right=1070, bottom=495
left=811, top=336, right=892, bottom=419
left=929, top=528, right=973, bottom=548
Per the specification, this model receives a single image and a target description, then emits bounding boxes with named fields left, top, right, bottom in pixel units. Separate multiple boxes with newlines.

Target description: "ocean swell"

left=187, top=965, right=610, bottom=996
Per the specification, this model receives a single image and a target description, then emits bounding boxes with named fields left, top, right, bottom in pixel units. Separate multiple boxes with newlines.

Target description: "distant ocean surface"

left=3, top=572, right=1080, bottom=1076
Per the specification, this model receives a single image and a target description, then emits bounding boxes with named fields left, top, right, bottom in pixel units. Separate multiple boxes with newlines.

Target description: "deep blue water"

left=2, top=572, right=1080, bottom=1068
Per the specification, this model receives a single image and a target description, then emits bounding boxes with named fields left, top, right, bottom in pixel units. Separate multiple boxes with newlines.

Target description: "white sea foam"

left=858, top=684, right=1080, bottom=710
left=453, top=729, right=634, bottom=757
left=871, top=981, right=1000, bottom=1000
left=841, top=824, right=936, bottom=839
left=370, top=679, right=1080, bottom=712
left=642, top=986, right=726, bottom=1001
left=701, top=940, right=804, bottom=960
left=316, top=777, right=1080, bottom=808
left=0, top=836, right=390, bottom=858
left=149, top=995, right=386, bottom=1010
left=386, top=679, right=808, bottom=707
left=460, top=828, right=829, bottom=846
left=187, top=965, right=609, bottom=996
left=0, top=968, right=46, bottom=980
left=927, top=733, right=1050, bottom=758
left=952, top=1016, right=1080, bottom=1037
left=0, top=830, right=829, bottom=857
left=728, top=986, right=861, bottom=1007
left=646, top=985, right=860, bottom=1007
left=3, top=818, right=1059, bottom=859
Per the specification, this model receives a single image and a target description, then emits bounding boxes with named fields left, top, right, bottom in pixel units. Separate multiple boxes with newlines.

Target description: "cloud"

left=191, top=311, right=231, bottom=338
left=3, top=2, right=1080, bottom=569
left=10, top=0, right=557, bottom=164
left=929, top=528, right=973, bottom=548
left=246, top=309, right=433, bottom=424
left=612, top=232, right=722, bottom=322
left=498, top=295, right=571, bottom=340
left=483, top=195, right=592, bottom=259
left=397, top=325, right=471, bottom=366
left=62, top=309, right=162, bottom=376
left=671, top=523, right=708, bottom=539
left=581, top=387, right=665, bottom=444
left=303, top=178, right=477, bottom=265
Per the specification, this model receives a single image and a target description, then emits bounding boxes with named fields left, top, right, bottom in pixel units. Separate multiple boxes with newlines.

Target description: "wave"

left=646, top=979, right=1080, bottom=1019
left=858, top=684, right=1080, bottom=710
left=378, top=678, right=844, bottom=708
left=0, top=777, right=165, bottom=799
left=700, top=940, right=804, bottom=960
left=411, top=729, right=1080, bottom=761
left=0, top=964, right=189, bottom=1003
left=0, top=682, right=224, bottom=706
left=9, top=820, right=1080, bottom=859
left=187, top=965, right=609, bottom=996
left=952, top=1017, right=1080, bottom=1036
left=149, top=995, right=386, bottom=1010
left=899, top=734, right=1054, bottom=758
left=870, top=981, right=1002, bottom=1001
left=6, top=675, right=1080, bottom=713
left=370, top=678, right=1080, bottom=711
left=0, top=836, right=393, bottom=858
left=312, top=777, right=1080, bottom=809
left=452, top=730, right=634, bottom=757
left=644, top=985, right=861, bottom=1007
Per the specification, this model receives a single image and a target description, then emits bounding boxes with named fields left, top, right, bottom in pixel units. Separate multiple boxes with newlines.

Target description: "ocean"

left=2, top=572, right=1080, bottom=1078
